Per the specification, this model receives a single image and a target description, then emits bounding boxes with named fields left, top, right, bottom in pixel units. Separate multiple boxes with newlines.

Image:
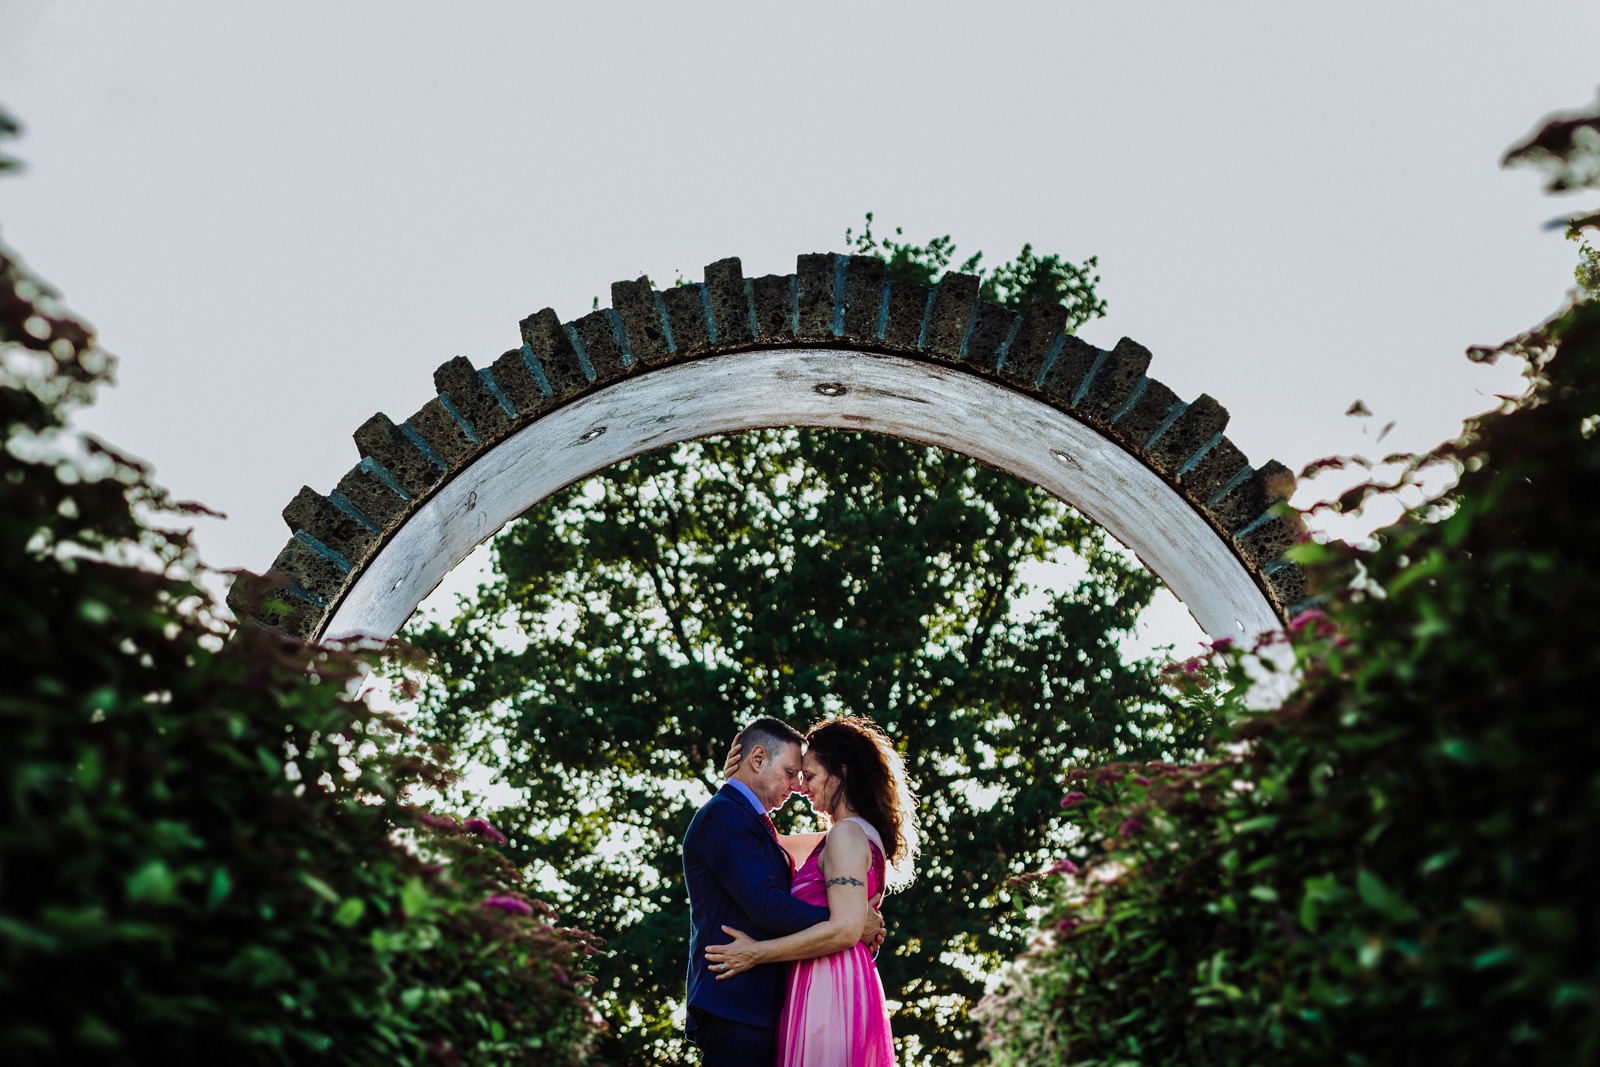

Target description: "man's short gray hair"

left=739, top=716, right=804, bottom=760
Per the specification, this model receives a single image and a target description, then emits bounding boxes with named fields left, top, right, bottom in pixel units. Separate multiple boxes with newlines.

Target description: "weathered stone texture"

left=880, top=280, right=931, bottom=350
left=660, top=285, right=710, bottom=357
left=1238, top=513, right=1306, bottom=570
left=489, top=347, right=554, bottom=418
left=434, top=356, right=512, bottom=442
left=1147, top=393, right=1229, bottom=474
left=795, top=253, right=838, bottom=341
left=283, top=486, right=376, bottom=566
left=610, top=277, right=674, bottom=364
left=227, top=570, right=323, bottom=641
left=751, top=274, right=796, bottom=341
left=964, top=303, right=1019, bottom=371
left=270, top=537, right=346, bottom=605
left=569, top=310, right=628, bottom=380
left=1208, top=459, right=1295, bottom=533
left=353, top=413, right=444, bottom=498
left=841, top=256, right=886, bottom=340
left=1179, top=437, right=1250, bottom=503
left=922, top=273, right=981, bottom=361
left=999, top=302, right=1069, bottom=388
left=1267, top=561, right=1310, bottom=611
left=333, top=462, right=410, bottom=531
left=520, top=308, right=589, bottom=396
left=1076, top=338, right=1152, bottom=426
left=1111, top=377, right=1182, bottom=450
left=1038, top=334, right=1103, bottom=403
left=704, top=258, right=753, bottom=347
left=408, top=396, right=476, bottom=467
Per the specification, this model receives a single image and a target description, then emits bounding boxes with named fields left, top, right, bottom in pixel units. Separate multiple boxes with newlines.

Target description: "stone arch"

left=230, top=253, right=1307, bottom=644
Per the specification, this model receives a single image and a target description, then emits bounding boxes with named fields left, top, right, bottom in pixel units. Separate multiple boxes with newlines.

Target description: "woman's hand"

left=705, top=925, right=763, bottom=979
left=722, top=737, right=744, bottom=779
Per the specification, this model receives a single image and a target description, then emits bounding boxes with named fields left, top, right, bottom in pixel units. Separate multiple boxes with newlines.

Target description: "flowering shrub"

left=0, top=217, right=604, bottom=1062
left=981, top=100, right=1600, bottom=1066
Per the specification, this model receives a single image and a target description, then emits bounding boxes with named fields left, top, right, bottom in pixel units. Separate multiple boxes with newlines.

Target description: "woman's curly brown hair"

left=805, top=716, right=920, bottom=891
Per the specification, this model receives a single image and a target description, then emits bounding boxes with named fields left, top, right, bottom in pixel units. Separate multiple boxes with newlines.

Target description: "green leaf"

left=1356, top=868, right=1416, bottom=922
left=78, top=598, right=112, bottom=624
left=126, top=860, right=177, bottom=906
left=333, top=897, right=366, bottom=927
left=1299, top=875, right=1339, bottom=934
left=76, top=748, right=102, bottom=790
left=82, top=686, right=117, bottom=715
left=299, top=872, right=341, bottom=905
left=1299, top=893, right=1320, bottom=934
left=206, top=867, right=232, bottom=911
left=1420, top=849, right=1459, bottom=876
left=0, top=915, right=61, bottom=950
left=399, top=877, right=430, bottom=917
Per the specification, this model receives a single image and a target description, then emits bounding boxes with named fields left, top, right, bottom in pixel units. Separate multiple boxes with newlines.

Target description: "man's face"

left=751, top=740, right=804, bottom=812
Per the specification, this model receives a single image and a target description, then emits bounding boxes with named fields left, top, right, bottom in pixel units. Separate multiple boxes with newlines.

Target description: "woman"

left=706, top=716, right=919, bottom=1067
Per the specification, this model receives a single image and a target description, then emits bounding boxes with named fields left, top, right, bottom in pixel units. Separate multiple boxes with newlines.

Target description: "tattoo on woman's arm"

left=825, top=876, right=866, bottom=888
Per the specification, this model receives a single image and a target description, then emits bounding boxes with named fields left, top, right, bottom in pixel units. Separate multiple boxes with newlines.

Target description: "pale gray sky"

left=2, top=1, right=1594, bottom=648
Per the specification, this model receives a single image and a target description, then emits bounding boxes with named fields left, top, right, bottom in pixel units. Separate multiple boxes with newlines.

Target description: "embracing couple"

left=681, top=714, right=920, bottom=1067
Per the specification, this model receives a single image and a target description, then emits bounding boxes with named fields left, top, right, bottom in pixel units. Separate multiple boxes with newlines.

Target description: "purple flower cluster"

left=1060, top=791, right=1087, bottom=809
left=482, top=894, right=533, bottom=917
left=464, top=817, right=508, bottom=845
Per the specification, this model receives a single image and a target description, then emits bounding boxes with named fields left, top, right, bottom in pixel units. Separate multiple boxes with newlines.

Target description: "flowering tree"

left=980, top=94, right=1600, bottom=1066
left=0, top=110, right=605, bottom=1064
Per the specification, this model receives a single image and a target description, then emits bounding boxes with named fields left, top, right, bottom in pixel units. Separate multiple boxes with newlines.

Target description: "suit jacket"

left=682, top=784, right=829, bottom=1031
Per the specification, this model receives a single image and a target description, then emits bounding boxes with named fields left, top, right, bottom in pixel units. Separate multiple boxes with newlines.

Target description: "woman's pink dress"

left=777, top=817, right=895, bottom=1067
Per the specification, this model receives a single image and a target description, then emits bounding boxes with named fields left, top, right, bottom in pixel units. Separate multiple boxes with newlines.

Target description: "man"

left=681, top=716, right=883, bottom=1065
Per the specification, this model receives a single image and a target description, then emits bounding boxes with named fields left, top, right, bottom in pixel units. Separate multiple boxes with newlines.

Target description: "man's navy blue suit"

left=682, top=783, right=828, bottom=1063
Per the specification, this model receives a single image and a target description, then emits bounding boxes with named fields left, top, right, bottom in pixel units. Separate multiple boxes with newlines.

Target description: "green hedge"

left=980, top=172, right=1600, bottom=1067
left=0, top=231, right=605, bottom=1063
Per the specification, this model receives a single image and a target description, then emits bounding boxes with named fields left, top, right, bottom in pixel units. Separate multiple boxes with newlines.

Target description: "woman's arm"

left=704, top=821, right=874, bottom=977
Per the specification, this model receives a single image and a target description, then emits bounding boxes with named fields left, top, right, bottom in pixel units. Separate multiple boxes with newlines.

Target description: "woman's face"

left=800, top=752, right=842, bottom=817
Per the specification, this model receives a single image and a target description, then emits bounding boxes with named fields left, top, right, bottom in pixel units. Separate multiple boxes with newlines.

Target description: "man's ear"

left=748, top=745, right=766, bottom=771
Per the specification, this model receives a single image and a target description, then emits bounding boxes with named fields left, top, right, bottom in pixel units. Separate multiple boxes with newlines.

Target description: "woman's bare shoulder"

left=824, top=818, right=871, bottom=850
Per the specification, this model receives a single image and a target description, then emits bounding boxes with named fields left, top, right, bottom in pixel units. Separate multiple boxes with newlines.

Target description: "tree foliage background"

left=0, top=110, right=605, bottom=1065
left=402, top=220, right=1213, bottom=1064
left=979, top=93, right=1600, bottom=1066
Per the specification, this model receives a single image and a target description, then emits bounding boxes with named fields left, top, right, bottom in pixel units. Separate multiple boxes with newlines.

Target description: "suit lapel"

left=716, top=784, right=791, bottom=877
